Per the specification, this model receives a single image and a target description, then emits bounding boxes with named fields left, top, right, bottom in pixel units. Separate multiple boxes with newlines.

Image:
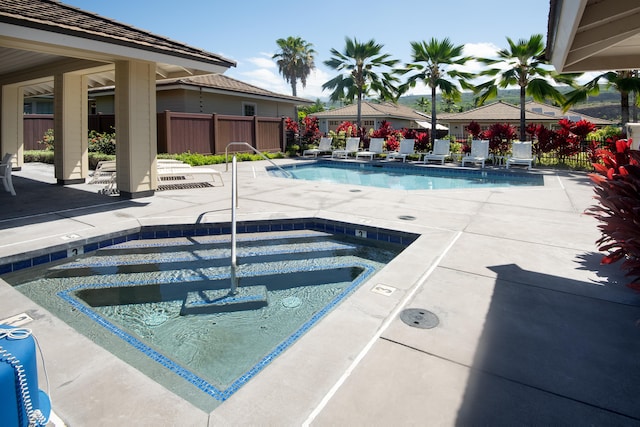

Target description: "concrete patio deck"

left=1, top=160, right=639, bottom=426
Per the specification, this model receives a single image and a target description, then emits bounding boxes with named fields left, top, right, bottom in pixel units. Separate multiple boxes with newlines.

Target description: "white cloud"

left=247, top=53, right=277, bottom=69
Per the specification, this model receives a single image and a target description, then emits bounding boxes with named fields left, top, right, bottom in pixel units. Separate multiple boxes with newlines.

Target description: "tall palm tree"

left=474, top=34, right=576, bottom=141
left=563, top=70, right=640, bottom=127
left=323, top=37, right=399, bottom=128
left=399, top=38, right=473, bottom=138
left=273, top=36, right=316, bottom=97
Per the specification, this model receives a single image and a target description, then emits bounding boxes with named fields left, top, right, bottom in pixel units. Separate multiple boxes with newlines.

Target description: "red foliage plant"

left=300, top=115, right=321, bottom=144
left=480, top=123, right=517, bottom=155
left=587, top=139, right=640, bottom=290
left=284, top=117, right=299, bottom=133
left=335, top=121, right=358, bottom=137
left=401, top=128, right=429, bottom=151
left=465, top=121, right=482, bottom=139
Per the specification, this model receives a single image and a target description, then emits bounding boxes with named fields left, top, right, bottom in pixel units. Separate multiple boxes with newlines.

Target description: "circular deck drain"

left=400, top=308, right=439, bottom=329
left=282, top=296, right=302, bottom=308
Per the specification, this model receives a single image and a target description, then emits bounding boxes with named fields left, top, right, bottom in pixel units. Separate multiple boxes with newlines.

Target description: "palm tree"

left=563, top=70, right=640, bottom=127
left=323, top=37, right=400, bottom=128
left=273, top=36, right=316, bottom=97
left=399, top=38, right=473, bottom=139
left=474, top=34, right=576, bottom=141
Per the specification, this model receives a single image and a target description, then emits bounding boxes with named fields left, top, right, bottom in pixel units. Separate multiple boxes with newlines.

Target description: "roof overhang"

left=547, top=0, right=640, bottom=73
left=0, top=21, right=233, bottom=96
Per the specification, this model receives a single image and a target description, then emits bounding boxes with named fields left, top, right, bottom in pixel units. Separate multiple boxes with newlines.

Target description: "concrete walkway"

left=1, top=160, right=639, bottom=426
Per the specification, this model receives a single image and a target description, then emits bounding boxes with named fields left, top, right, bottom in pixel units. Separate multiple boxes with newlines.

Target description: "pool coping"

left=0, top=217, right=419, bottom=275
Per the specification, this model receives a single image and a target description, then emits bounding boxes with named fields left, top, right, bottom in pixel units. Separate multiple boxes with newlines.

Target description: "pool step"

left=180, top=285, right=268, bottom=315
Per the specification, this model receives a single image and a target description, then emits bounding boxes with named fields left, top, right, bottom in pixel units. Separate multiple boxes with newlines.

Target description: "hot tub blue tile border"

left=57, top=260, right=377, bottom=402
left=1, top=218, right=418, bottom=274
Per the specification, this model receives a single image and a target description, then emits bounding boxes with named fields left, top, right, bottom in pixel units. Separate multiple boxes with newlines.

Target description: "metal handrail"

left=230, top=155, right=238, bottom=295
left=224, top=141, right=292, bottom=177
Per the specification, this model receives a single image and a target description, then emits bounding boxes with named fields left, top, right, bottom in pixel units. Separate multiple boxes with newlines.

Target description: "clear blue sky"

left=62, top=0, right=553, bottom=99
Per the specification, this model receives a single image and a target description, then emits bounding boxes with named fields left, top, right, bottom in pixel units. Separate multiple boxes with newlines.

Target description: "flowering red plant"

left=336, top=121, right=358, bottom=137
left=587, top=139, right=640, bottom=290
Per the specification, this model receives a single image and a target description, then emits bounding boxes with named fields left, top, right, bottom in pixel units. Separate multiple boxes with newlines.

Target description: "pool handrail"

left=224, top=142, right=292, bottom=178
left=230, top=155, right=238, bottom=295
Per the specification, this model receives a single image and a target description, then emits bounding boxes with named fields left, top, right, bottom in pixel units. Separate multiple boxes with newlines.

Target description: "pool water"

left=5, top=226, right=408, bottom=410
left=268, top=161, right=544, bottom=190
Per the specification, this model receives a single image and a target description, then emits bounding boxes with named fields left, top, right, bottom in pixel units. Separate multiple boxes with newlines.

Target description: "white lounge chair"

left=302, top=137, right=333, bottom=157
left=355, top=138, right=384, bottom=160
left=461, top=140, right=489, bottom=168
left=1, top=153, right=16, bottom=196
left=506, top=141, right=535, bottom=170
left=91, top=159, right=224, bottom=193
left=387, top=139, right=415, bottom=162
left=331, top=137, right=360, bottom=159
left=422, top=139, right=451, bottom=165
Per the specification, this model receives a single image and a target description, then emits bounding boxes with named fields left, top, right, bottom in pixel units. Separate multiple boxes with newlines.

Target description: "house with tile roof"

left=86, top=74, right=311, bottom=117
left=439, top=100, right=615, bottom=139
left=312, top=101, right=444, bottom=135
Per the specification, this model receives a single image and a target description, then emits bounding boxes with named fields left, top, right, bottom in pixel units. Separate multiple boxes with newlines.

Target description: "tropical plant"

left=37, top=128, right=54, bottom=151
left=474, top=34, right=578, bottom=141
left=399, top=38, right=473, bottom=143
left=480, top=123, right=517, bottom=156
left=323, top=37, right=400, bottom=129
left=587, top=139, right=640, bottom=290
left=88, top=129, right=116, bottom=155
left=563, top=70, right=640, bottom=128
left=465, top=121, right=482, bottom=139
left=273, top=36, right=316, bottom=97
left=300, top=115, right=321, bottom=145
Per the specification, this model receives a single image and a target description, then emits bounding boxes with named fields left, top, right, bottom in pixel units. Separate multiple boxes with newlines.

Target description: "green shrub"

left=88, top=129, right=116, bottom=155
left=24, top=150, right=54, bottom=163
left=37, top=129, right=55, bottom=151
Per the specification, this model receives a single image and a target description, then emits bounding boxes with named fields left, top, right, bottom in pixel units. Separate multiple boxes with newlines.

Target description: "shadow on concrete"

left=0, top=175, right=148, bottom=230
left=456, top=264, right=640, bottom=425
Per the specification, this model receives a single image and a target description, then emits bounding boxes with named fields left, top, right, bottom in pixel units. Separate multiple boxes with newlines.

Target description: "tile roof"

left=0, top=0, right=235, bottom=68
left=439, top=100, right=614, bottom=125
left=314, top=101, right=427, bottom=120
left=161, top=74, right=313, bottom=104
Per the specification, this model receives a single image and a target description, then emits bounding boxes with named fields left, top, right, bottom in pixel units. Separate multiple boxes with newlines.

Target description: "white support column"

left=115, top=60, right=157, bottom=198
left=1, top=85, right=24, bottom=170
left=54, top=73, right=89, bottom=184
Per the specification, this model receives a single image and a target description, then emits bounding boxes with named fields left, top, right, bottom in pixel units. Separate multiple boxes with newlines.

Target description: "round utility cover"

left=400, top=308, right=439, bottom=329
left=282, top=296, right=302, bottom=308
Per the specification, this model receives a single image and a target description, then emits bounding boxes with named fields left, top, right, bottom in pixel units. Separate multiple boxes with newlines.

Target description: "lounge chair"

left=461, top=140, right=489, bottom=168
left=355, top=138, right=384, bottom=160
left=387, top=139, right=415, bottom=162
left=302, top=137, right=333, bottom=157
left=1, top=153, right=16, bottom=196
left=422, top=139, right=451, bottom=165
left=506, top=141, right=534, bottom=170
left=90, top=159, right=224, bottom=193
left=331, top=137, right=360, bottom=159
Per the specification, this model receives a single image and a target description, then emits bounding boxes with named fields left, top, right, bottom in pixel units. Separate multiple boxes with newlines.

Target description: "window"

left=364, top=120, right=375, bottom=127
left=328, top=120, right=340, bottom=126
left=243, top=102, right=257, bottom=116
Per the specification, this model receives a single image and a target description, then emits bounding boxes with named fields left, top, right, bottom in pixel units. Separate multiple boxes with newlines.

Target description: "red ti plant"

left=466, top=121, right=482, bottom=139
left=402, top=129, right=429, bottom=151
left=300, top=115, right=321, bottom=145
left=336, top=121, right=358, bottom=137
left=481, top=123, right=516, bottom=156
left=587, top=139, right=640, bottom=290
left=284, top=117, right=299, bottom=134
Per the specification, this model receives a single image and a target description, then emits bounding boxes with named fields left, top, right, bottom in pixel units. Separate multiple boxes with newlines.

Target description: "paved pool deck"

left=1, top=159, right=639, bottom=426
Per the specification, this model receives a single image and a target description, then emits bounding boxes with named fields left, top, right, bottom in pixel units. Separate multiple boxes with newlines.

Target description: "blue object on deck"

left=0, top=325, right=51, bottom=427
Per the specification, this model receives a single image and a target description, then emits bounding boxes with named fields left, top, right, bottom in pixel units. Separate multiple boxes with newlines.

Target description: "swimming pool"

left=267, top=161, right=544, bottom=190
left=3, top=219, right=415, bottom=411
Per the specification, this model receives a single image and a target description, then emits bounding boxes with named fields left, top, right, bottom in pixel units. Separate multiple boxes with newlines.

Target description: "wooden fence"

left=23, top=111, right=286, bottom=155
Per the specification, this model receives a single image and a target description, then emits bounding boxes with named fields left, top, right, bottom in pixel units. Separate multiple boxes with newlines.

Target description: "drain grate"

left=400, top=308, right=439, bottom=329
